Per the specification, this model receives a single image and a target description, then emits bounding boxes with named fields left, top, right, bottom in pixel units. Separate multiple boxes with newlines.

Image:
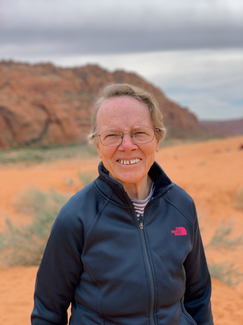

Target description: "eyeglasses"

left=95, top=127, right=160, bottom=147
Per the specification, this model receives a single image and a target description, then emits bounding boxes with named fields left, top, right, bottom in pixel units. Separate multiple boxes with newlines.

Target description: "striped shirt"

left=130, top=183, right=155, bottom=220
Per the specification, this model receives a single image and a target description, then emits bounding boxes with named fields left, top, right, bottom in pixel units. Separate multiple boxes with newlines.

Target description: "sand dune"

left=0, top=136, right=243, bottom=324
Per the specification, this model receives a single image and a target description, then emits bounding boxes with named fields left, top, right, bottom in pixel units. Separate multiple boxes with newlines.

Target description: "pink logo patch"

left=171, top=227, right=187, bottom=236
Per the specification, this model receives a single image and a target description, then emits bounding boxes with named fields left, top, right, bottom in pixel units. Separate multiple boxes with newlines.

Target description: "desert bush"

left=233, top=187, right=243, bottom=210
left=63, top=177, right=74, bottom=189
left=78, top=170, right=96, bottom=186
left=208, top=222, right=242, bottom=248
left=204, top=220, right=243, bottom=285
left=0, top=143, right=98, bottom=165
left=0, top=188, right=70, bottom=267
left=209, top=262, right=243, bottom=286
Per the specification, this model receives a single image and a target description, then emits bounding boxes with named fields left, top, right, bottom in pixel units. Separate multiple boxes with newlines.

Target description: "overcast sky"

left=1, top=0, right=243, bottom=120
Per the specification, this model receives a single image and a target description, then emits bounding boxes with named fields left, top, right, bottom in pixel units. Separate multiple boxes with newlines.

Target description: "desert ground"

left=0, top=136, right=243, bottom=325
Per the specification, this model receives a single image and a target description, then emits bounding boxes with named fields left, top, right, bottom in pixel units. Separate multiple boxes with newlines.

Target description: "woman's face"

left=96, top=96, right=159, bottom=189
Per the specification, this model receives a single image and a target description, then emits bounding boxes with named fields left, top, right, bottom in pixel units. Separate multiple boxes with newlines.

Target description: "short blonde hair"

left=88, top=83, right=166, bottom=144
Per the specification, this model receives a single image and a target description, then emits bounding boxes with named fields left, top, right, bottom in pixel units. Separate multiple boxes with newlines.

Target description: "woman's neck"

left=123, top=175, right=152, bottom=200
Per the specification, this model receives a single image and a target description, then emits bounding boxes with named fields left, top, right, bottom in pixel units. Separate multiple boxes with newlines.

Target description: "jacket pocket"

left=180, top=297, right=197, bottom=325
left=181, top=310, right=197, bottom=325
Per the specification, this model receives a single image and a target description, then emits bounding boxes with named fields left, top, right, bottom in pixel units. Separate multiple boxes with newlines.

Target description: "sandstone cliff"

left=200, top=119, right=243, bottom=138
left=0, top=61, right=202, bottom=149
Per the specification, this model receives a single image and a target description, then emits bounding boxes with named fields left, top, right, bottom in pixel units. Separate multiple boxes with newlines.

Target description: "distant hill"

left=0, top=60, right=204, bottom=149
left=200, top=119, right=243, bottom=137
left=0, top=60, right=242, bottom=149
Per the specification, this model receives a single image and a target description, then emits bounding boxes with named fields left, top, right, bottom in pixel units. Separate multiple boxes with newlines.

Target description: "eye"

left=105, top=133, right=120, bottom=138
left=134, top=131, right=147, bottom=136
left=102, top=131, right=121, bottom=140
left=132, top=129, right=150, bottom=137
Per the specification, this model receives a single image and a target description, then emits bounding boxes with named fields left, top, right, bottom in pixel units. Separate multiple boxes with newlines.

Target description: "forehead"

left=97, top=96, right=152, bottom=131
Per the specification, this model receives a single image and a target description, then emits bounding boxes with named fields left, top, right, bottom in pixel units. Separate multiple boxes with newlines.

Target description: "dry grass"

left=206, top=221, right=243, bottom=285
left=0, top=143, right=98, bottom=164
left=78, top=170, right=96, bottom=186
left=209, top=263, right=243, bottom=286
left=208, top=222, right=242, bottom=248
left=0, top=188, right=70, bottom=266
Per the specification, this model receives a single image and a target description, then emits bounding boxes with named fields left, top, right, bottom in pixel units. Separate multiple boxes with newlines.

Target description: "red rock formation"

left=0, top=60, right=202, bottom=149
left=200, top=119, right=243, bottom=137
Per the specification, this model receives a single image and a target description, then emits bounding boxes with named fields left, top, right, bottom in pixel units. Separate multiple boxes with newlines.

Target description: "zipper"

left=138, top=214, right=155, bottom=325
left=134, top=186, right=172, bottom=324
left=139, top=214, right=144, bottom=230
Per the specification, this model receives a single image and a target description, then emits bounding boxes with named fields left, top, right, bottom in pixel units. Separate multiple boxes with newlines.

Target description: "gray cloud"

left=0, top=0, right=242, bottom=120
left=1, top=25, right=242, bottom=56
left=1, top=0, right=243, bottom=56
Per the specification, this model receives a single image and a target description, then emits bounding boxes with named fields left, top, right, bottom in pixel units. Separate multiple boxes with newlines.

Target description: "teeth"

left=119, top=159, right=141, bottom=165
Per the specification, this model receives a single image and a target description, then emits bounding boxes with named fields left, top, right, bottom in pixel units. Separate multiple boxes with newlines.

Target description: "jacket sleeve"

left=184, top=202, right=214, bottom=325
left=31, top=205, right=84, bottom=325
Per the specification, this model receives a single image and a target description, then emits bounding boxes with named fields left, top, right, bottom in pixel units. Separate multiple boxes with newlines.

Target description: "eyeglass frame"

left=94, top=127, right=161, bottom=147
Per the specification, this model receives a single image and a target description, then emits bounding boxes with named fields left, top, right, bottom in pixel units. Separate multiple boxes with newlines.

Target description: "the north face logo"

left=171, top=227, right=187, bottom=236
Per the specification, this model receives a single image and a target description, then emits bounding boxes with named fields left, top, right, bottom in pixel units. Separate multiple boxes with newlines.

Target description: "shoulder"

left=163, top=184, right=196, bottom=224
left=52, top=181, right=107, bottom=236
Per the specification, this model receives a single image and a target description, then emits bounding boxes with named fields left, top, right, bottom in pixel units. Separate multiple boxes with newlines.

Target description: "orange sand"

left=0, top=136, right=243, bottom=324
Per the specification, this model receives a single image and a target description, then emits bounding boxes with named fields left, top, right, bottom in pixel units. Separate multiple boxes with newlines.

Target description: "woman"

left=32, top=84, right=213, bottom=325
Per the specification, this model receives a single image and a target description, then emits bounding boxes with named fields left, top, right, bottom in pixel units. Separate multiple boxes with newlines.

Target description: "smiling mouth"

left=117, top=158, right=141, bottom=165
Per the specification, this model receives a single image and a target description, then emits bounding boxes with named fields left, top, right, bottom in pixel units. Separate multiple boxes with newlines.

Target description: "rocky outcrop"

left=200, top=119, right=243, bottom=137
left=0, top=60, right=202, bottom=149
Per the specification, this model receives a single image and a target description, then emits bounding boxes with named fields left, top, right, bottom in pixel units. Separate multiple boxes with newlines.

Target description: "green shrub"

left=205, top=220, right=243, bottom=286
left=0, top=188, right=70, bottom=266
left=63, top=177, right=74, bottom=189
left=78, top=170, right=96, bottom=186
left=209, top=262, right=243, bottom=286
left=0, top=143, right=98, bottom=165
left=208, top=222, right=242, bottom=248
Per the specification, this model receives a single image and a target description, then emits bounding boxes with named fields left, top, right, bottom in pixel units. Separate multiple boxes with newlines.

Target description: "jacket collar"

left=94, top=161, right=174, bottom=207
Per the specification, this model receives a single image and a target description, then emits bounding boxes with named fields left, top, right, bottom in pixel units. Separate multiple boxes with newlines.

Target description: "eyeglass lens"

left=100, top=127, right=155, bottom=146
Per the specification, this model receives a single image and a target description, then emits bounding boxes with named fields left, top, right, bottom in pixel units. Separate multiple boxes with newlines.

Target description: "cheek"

left=98, top=147, right=116, bottom=161
left=146, top=143, right=158, bottom=157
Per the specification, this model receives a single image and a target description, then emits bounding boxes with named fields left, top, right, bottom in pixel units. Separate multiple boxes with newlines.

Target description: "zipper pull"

left=139, top=215, right=144, bottom=230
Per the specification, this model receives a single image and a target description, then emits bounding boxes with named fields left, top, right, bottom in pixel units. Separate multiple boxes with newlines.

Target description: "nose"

left=118, top=133, right=137, bottom=152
